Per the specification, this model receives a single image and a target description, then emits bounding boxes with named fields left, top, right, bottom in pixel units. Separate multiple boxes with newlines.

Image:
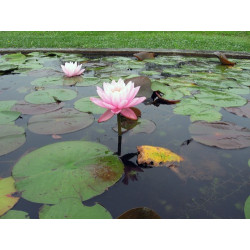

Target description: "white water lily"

left=61, top=62, right=85, bottom=77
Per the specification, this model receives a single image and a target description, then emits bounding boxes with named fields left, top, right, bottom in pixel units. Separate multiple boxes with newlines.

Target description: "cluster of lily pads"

left=0, top=51, right=250, bottom=219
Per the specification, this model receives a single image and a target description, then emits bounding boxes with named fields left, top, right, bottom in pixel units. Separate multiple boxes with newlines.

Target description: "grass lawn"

left=0, top=31, right=249, bottom=52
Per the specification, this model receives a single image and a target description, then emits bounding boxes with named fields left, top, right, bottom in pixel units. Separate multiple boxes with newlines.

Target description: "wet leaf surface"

left=0, top=124, right=26, bottom=156
left=12, top=101, right=64, bottom=115
left=118, top=207, right=160, bottom=219
left=137, top=145, right=183, bottom=167
left=0, top=177, right=20, bottom=216
left=12, top=141, right=124, bottom=204
left=39, top=198, right=112, bottom=219
left=28, top=108, right=94, bottom=134
left=224, top=100, right=250, bottom=118
left=0, top=210, right=29, bottom=219
left=189, top=121, right=250, bottom=149
left=25, top=89, right=77, bottom=104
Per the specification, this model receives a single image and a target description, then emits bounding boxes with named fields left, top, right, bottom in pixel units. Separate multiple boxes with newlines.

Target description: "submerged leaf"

left=224, top=100, right=250, bottom=118
left=118, top=207, right=160, bottom=219
left=189, top=121, right=250, bottom=149
left=137, top=145, right=183, bottom=167
left=0, top=177, right=20, bottom=216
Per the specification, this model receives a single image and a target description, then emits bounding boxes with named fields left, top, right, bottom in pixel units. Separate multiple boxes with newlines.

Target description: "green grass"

left=0, top=31, right=249, bottom=52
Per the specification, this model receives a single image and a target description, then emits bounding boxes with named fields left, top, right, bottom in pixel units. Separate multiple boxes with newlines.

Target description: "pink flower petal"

left=98, top=109, right=115, bottom=123
left=121, top=108, right=137, bottom=120
left=125, top=96, right=146, bottom=108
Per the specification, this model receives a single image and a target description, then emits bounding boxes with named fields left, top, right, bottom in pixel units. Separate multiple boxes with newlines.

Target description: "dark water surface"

left=0, top=53, right=249, bottom=219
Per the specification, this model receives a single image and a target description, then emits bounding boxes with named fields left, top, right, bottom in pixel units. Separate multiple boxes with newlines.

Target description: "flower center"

left=111, top=86, right=122, bottom=92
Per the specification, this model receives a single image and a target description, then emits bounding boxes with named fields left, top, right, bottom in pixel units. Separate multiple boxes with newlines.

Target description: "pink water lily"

left=61, top=62, right=85, bottom=77
left=90, top=79, right=146, bottom=123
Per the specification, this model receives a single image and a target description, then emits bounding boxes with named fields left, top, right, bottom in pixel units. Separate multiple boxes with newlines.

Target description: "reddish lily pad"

left=118, top=207, right=161, bottom=219
left=28, top=108, right=94, bottom=135
left=0, top=124, right=26, bottom=156
left=133, top=52, right=155, bottom=61
left=189, top=121, right=250, bottom=149
left=12, top=101, right=64, bottom=115
left=0, top=177, right=20, bottom=216
left=224, top=100, right=250, bottom=118
left=214, top=52, right=236, bottom=66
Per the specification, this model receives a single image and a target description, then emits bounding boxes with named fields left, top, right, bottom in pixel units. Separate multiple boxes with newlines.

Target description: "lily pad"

left=76, top=77, right=102, bottom=87
left=0, top=111, right=21, bottom=124
left=244, top=196, right=250, bottom=219
left=224, top=100, right=250, bottom=118
left=141, top=70, right=160, bottom=76
left=133, top=52, right=155, bottom=61
left=194, top=89, right=247, bottom=107
left=2, top=53, right=26, bottom=64
left=12, top=101, right=64, bottom=115
left=0, top=100, right=17, bottom=111
left=118, top=207, right=160, bottom=219
left=74, top=97, right=106, bottom=114
left=137, top=145, right=183, bottom=167
left=0, top=63, right=18, bottom=72
left=28, top=108, right=94, bottom=134
left=189, top=121, right=250, bottom=149
left=0, top=124, right=26, bottom=156
left=31, top=76, right=63, bottom=87
left=125, top=76, right=153, bottom=98
left=0, top=210, right=29, bottom=219
left=12, top=141, right=124, bottom=204
left=39, top=198, right=112, bottom=219
left=25, top=89, right=77, bottom=104
left=0, top=177, right=20, bottom=216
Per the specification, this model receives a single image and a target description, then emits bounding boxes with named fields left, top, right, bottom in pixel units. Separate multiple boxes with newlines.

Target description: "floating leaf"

left=28, top=108, right=94, bottom=134
left=195, top=89, right=247, bottom=107
left=137, top=145, right=183, bottom=167
left=0, top=177, right=20, bottom=216
left=31, top=76, right=63, bottom=87
left=141, top=70, right=160, bottom=76
left=133, top=52, right=155, bottom=61
left=0, top=210, right=29, bottom=219
left=224, top=101, right=250, bottom=118
left=25, top=89, right=77, bottom=104
left=0, top=100, right=17, bottom=111
left=39, top=198, right=112, bottom=219
left=12, top=101, right=64, bottom=115
left=0, top=63, right=18, bottom=72
left=0, top=111, right=20, bottom=124
left=2, top=53, right=26, bottom=64
left=0, top=124, right=26, bottom=156
left=189, top=121, right=250, bottom=149
left=12, top=141, right=124, bottom=204
left=244, top=196, right=250, bottom=219
left=130, top=119, right=156, bottom=135
left=214, top=52, right=236, bottom=66
left=74, top=96, right=106, bottom=114
left=118, top=207, right=160, bottom=219
left=125, top=76, right=153, bottom=98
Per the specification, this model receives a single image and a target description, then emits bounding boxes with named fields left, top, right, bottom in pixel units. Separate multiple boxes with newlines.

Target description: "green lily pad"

left=141, top=70, right=160, bottom=76
left=0, top=63, right=18, bottom=72
left=2, top=53, right=26, bottom=64
left=31, top=76, right=64, bottom=87
left=60, top=54, right=88, bottom=63
left=244, top=196, right=250, bottom=219
left=0, top=210, right=29, bottom=219
left=0, top=100, right=17, bottom=111
left=174, top=98, right=222, bottom=122
left=0, top=111, right=21, bottom=124
left=189, top=121, right=250, bottom=149
left=75, top=77, right=102, bottom=87
left=28, top=108, right=94, bottom=134
left=25, top=89, right=77, bottom=104
left=0, top=177, right=20, bottom=216
left=74, top=97, right=106, bottom=114
left=12, top=141, right=124, bottom=204
left=195, top=89, right=247, bottom=107
left=39, top=198, right=112, bottom=219
left=0, top=124, right=26, bottom=156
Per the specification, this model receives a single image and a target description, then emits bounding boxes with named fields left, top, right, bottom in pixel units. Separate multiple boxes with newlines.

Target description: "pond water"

left=0, top=52, right=249, bottom=219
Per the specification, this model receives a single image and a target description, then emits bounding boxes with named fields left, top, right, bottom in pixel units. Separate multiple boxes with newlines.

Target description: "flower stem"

left=117, top=114, right=122, bottom=156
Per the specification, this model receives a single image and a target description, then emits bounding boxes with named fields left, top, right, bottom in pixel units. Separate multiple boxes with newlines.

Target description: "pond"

left=0, top=51, right=249, bottom=219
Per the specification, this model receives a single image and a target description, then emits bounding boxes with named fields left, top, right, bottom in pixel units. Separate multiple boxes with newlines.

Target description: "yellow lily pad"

left=137, top=145, right=183, bottom=167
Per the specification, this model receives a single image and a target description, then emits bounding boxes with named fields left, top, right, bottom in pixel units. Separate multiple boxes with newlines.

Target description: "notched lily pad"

left=28, top=108, right=94, bottom=134
left=189, top=121, right=250, bottom=149
left=118, top=207, right=161, bottom=219
left=0, top=124, right=26, bottom=156
left=0, top=111, right=21, bottom=124
left=12, top=101, right=64, bottom=115
left=0, top=177, right=20, bottom=216
left=39, top=198, right=112, bottom=219
left=137, top=145, right=183, bottom=167
left=12, top=141, right=124, bottom=204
